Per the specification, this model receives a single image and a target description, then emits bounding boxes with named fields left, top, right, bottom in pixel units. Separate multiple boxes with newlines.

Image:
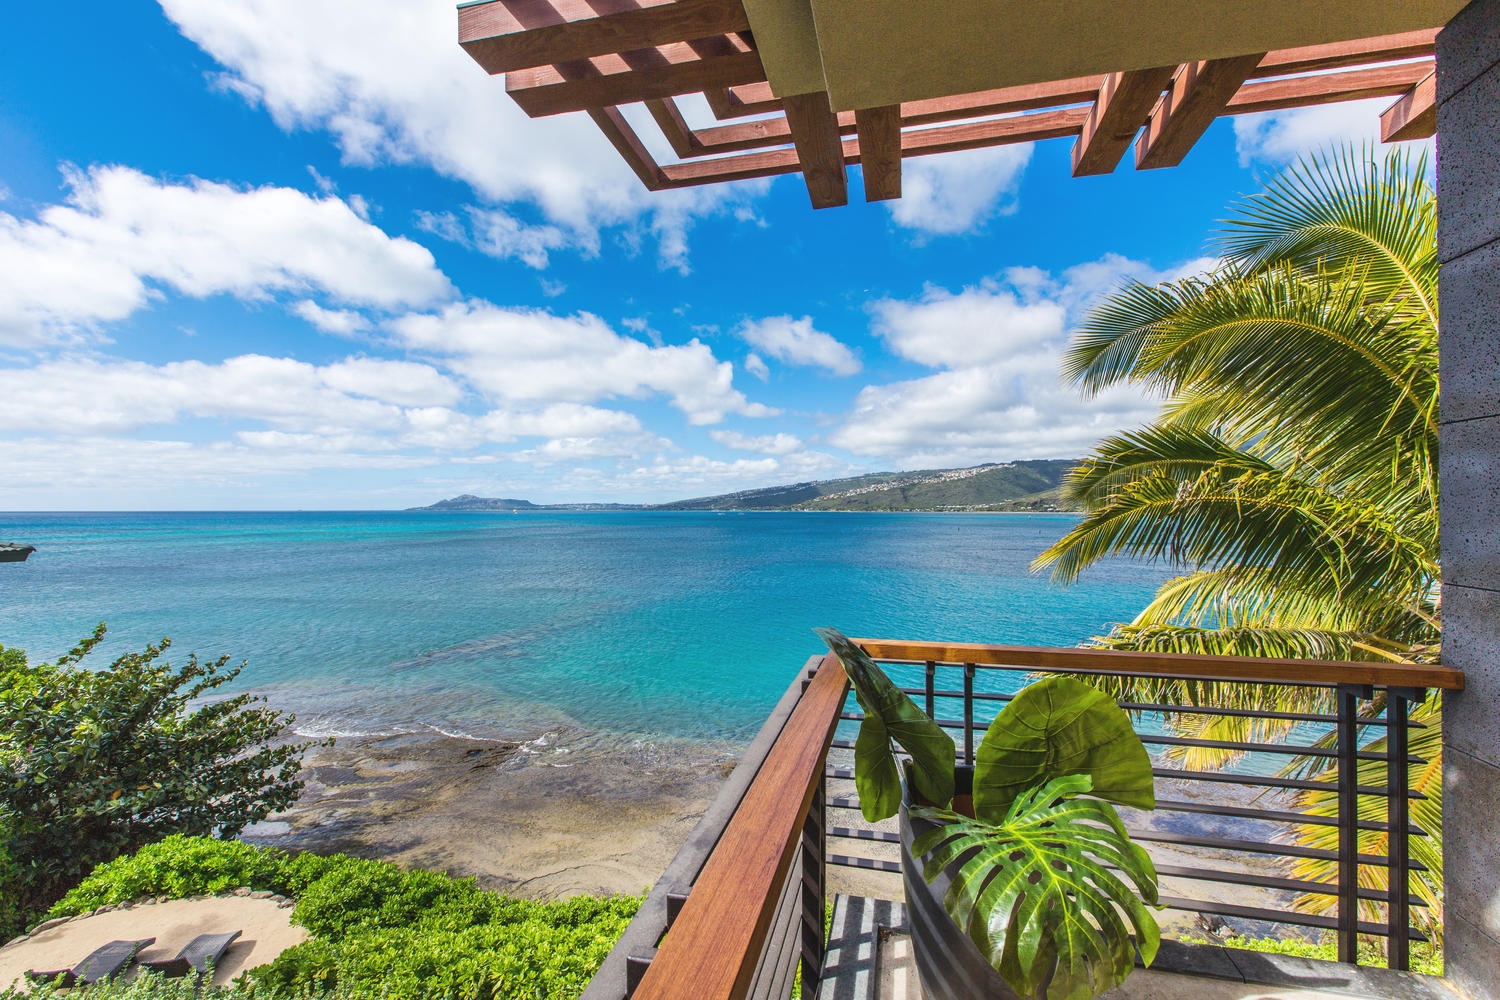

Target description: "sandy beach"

left=240, top=730, right=739, bottom=899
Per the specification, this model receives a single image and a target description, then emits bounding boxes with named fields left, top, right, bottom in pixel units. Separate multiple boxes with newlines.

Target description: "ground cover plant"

left=0, top=626, right=317, bottom=938
left=42, top=836, right=641, bottom=1000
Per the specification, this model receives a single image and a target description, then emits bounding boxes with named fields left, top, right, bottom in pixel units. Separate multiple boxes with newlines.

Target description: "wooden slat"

left=645, top=97, right=698, bottom=158
left=1136, top=53, right=1266, bottom=170
left=691, top=111, right=855, bottom=155
left=706, top=82, right=783, bottom=119
left=851, top=639, right=1465, bottom=690
left=901, top=106, right=1089, bottom=156
left=854, top=105, right=901, bottom=201
left=661, top=145, right=805, bottom=185
left=1072, top=66, right=1177, bottom=177
left=631, top=654, right=849, bottom=1000
left=588, top=106, right=665, bottom=189
left=507, top=47, right=766, bottom=117
left=782, top=91, right=848, bottom=209
left=900, top=75, right=1104, bottom=127
left=459, top=0, right=752, bottom=75
left=1227, top=61, right=1433, bottom=115
left=1251, top=29, right=1438, bottom=78
left=1381, top=70, right=1437, bottom=142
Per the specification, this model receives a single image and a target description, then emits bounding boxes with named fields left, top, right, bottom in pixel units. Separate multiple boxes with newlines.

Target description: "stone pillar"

left=1437, top=1, right=1500, bottom=996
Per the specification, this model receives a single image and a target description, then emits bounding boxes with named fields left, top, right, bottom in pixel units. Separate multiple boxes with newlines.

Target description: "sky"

left=0, top=2, right=1426, bottom=510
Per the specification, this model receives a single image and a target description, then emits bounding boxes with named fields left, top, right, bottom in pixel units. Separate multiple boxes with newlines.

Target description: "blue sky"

left=0, top=3, right=1422, bottom=510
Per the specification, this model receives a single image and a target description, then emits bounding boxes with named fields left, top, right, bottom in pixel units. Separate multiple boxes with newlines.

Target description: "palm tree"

left=1032, top=147, right=1441, bottom=950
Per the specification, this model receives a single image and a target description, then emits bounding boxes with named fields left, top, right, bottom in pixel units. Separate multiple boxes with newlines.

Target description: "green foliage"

left=0, top=626, right=318, bottom=936
left=48, top=836, right=292, bottom=917
left=3, top=970, right=342, bottom=1000
left=973, top=677, right=1154, bottom=821
left=48, top=837, right=641, bottom=1000
left=912, top=775, right=1160, bottom=1000
left=1031, top=147, right=1444, bottom=943
left=815, top=628, right=954, bottom=820
left=1178, top=934, right=1442, bottom=977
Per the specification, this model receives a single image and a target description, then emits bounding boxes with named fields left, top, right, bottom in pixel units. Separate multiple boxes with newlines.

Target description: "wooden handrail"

left=854, top=638, right=1464, bottom=691
left=631, top=653, right=849, bottom=1000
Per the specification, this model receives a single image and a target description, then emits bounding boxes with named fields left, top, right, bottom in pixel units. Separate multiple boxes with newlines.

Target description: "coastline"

left=241, top=729, right=738, bottom=899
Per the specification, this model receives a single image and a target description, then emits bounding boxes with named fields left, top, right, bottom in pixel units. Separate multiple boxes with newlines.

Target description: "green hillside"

left=794, top=460, right=1076, bottom=511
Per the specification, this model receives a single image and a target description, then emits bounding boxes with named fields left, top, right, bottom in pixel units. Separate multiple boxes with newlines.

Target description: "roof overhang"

left=456, top=0, right=1461, bottom=209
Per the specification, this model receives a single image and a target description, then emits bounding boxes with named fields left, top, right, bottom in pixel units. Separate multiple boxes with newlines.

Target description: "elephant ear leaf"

left=974, top=676, right=1154, bottom=823
left=815, top=627, right=954, bottom=818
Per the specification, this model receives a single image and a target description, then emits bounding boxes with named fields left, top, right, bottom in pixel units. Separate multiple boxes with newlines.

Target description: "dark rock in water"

left=0, top=543, right=36, bottom=562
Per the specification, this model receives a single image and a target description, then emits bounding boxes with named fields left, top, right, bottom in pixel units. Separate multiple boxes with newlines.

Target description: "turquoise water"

left=0, top=511, right=1169, bottom=744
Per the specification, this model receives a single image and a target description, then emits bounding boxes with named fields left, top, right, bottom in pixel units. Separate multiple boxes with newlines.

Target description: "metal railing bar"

left=1155, top=895, right=1429, bottom=941
left=1151, top=798, right=1428, bottom=839
left=828, top=826, right=901, bottom=844
left=745, top=846, right=803, bottom=1000
left=1152, top=766, right=1428, bottom=799
left=827, top=853, right=902, bottom=873
left=1128, top=829, right=1430, bottom=873
left=1152, top=862, right=1425, bottom=904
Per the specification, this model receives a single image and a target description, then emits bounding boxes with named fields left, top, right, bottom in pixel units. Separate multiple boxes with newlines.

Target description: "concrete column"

left=1437, top=1, right=1500, bottom=996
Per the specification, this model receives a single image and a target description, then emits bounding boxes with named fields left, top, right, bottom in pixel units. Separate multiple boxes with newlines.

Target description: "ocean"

left=0, top=510, right=1170, bottom=745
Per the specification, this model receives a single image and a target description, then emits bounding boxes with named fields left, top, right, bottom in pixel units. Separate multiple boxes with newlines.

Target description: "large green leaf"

left=974, top=677, right=1153, bottom=822
left=814, top=627, right=954, bottom=820
left=912, top=774, right=1160, bottom=1000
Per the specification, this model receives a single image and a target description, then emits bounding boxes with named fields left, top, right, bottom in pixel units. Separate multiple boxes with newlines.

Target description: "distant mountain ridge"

left=410, top=459, right=1078, bottom=513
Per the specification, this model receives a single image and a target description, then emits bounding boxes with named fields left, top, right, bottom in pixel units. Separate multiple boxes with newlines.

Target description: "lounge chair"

left=26, top=938, right=156, bottom=987
left=139, top=931, right=243, bottom=978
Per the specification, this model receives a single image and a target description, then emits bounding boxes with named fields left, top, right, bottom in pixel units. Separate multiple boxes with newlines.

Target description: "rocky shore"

left=241, top=729, right=739, bottom=899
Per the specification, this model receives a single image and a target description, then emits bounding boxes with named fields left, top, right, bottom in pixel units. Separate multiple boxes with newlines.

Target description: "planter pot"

left=900, top=766, right=1031, bottom=1000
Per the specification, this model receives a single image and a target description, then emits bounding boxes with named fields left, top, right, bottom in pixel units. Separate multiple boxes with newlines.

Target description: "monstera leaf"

left=814, top=627, right=954, bottom=820
left=911, top=774, right=1160, bottom=1000
left=974, top=676, right=1155, bottom=822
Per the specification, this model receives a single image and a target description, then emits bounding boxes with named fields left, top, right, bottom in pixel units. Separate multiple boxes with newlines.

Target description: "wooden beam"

left=1381, top=71, right=1437, bottom=142
left=1252, top=28, right=1438, bottom=78
left=506, top=47, right=766, bottom=117
left=705, top=82, right=783, bottom=119
left=1136, top=53, right=1265, bottom=170
left=900, top=75, right=1103, bottom=127
left=782, top=91, right=848, bottom=209
left=854, top=106, right=901, bottom=201
left=1071, top=66, right=1176, bottom=177
left=645, top=97, right=699, bottom=158
left=460, top=0, right=751, bottom=75
left=1227, top=61, right=1433, bottom=116
left=588, top=106, right=665, bottom=189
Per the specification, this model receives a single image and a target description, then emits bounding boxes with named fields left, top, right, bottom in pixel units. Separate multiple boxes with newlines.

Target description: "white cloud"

left=417, top=206, right=577, bottom=269
left=1233, top=97, right=1435, bottom=166
left=389, top=301, right=777, bottom=425
left=886, top=144, right=1033, bottom=235
left=870, top=286, right=1065, bottom=368
left=294, top=300, right=371, bottom=336
left=0, top=165, right=451, bottom=346
left=158, top=0, right=766, bottom=270
left=735, top=315, right=861, bottom=376
left=831, top=256, right=1182, bottom=466
left=744, top=353, right=770, bottom=381
left=710, top=430, right=803, bottom=455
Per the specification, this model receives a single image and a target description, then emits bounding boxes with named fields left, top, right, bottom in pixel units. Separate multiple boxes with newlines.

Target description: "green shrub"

left=49, top=837, right=643, bottom=1000
left=1180, top=933, right=1443, bottom=977
left=4, top=970, right=341, bottom=1000
left=49, top=836, right=291, bottom=918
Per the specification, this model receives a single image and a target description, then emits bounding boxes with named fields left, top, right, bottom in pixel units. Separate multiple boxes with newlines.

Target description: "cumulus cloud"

left=744, top=353, right=770, bottom=381
left=389, top=301, right=777, bottom=425
left=886, top=144, right=1033, bottom=236
left=735, top=315, right=861, bottom=376
left=158, top=0, right=766, bottom=270
left=830, top=255, right=1197, bottom=466
left=710, top=430, right=804, bottom=455
left=294, top=300, right=372, bottom=336
left=1233, top=97, right=1434, bottom=166
left=0, top=165, right=451, bottom=346
left=416, top=207, right=577, bottom=269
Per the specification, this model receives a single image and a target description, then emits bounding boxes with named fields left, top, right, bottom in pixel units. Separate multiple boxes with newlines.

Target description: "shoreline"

left=242, top=729, right=738, bottom=899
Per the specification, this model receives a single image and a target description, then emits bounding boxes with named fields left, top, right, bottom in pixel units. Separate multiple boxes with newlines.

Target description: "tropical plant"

left=1031, top=146, right=1441, bottom=949
left=0, top=625, right=319, bottom=936
left=817, top=629, right=1159, bottom=1000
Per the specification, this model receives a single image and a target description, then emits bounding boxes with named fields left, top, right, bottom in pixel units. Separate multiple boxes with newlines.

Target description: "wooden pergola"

left=457, top=0, right=1450, bottom=208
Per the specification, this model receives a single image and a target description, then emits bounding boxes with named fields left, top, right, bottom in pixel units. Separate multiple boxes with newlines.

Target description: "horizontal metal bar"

left=1156, top=895, right=1428, bottom=941
left=828, top=826, right=901, bottom=844
left=827, top=853, right=902, bottom=873
left=1128, top=829, right=1430, bottom=873
left=1154, top=862, right=1426, bottom=904
left=1151, top=797, right=1426, bottom=840
left=828, top=795, right=864, bottom=811
left=1154, top=767, right=1428, bottom=799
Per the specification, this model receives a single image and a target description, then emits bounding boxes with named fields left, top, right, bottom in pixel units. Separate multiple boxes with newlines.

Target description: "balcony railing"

left=582, top=640, right=1464, bottom=1000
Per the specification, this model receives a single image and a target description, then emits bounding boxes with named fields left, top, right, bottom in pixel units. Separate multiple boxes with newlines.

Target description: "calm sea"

left=0, top=511, right=1170, bottom=745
